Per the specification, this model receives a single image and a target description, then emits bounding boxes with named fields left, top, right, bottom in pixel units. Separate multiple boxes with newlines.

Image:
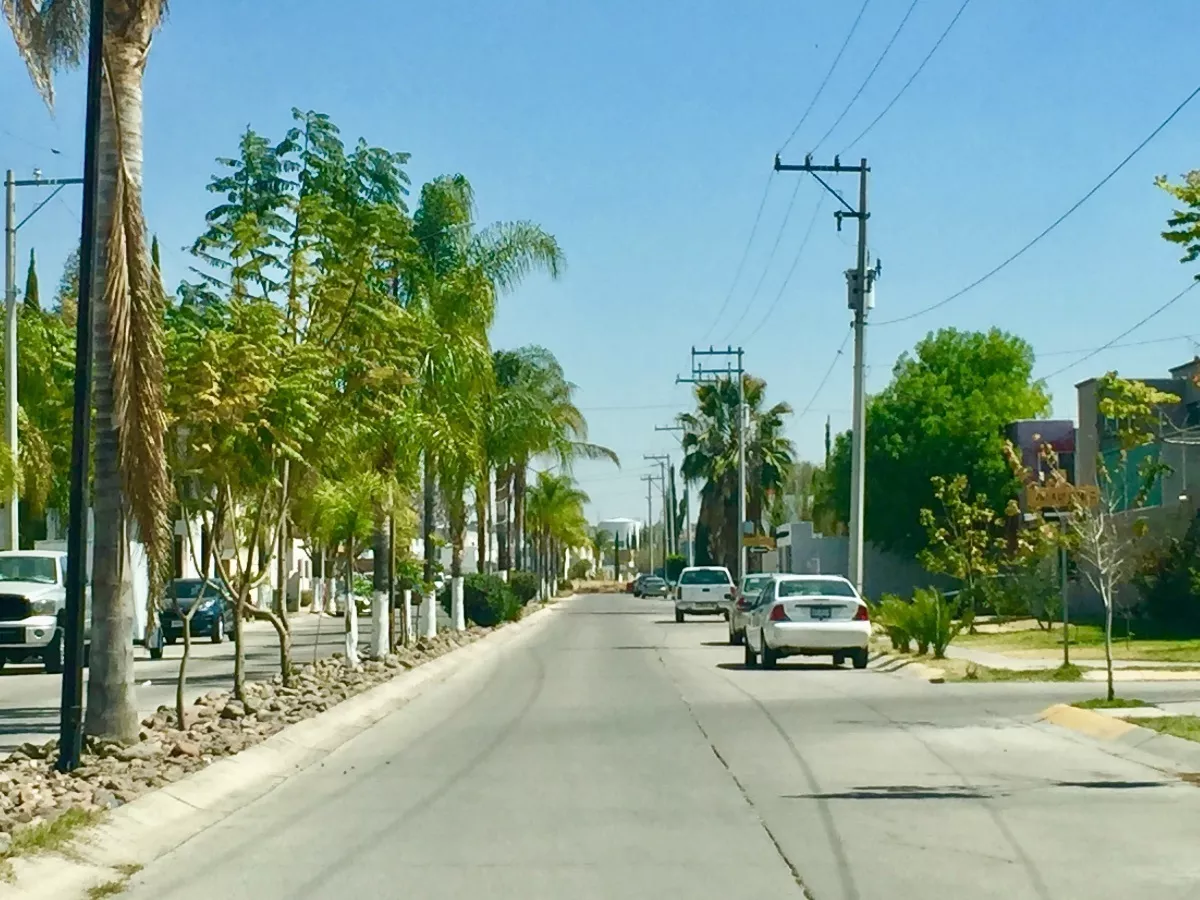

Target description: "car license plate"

left=810, top=606, right=832, bottom=620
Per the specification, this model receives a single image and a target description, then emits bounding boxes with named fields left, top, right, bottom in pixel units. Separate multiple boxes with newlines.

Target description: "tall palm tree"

left=679, top=374, right=794, bottom=574
left=523, top=471, right=589, bottom=596
left=402, top=177, right=564, bottom=617
left=6, top=0, right=172, bottom=741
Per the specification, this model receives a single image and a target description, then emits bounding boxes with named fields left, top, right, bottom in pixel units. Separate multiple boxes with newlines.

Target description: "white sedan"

left=743, top=574, right=870, bottom=669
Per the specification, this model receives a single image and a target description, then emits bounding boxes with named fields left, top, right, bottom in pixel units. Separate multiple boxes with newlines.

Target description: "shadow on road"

left=0, top=706, right=57, bottom=738
left=786, top=784, right=992, bottom=801
left=715, top=661, right=843, bottom=672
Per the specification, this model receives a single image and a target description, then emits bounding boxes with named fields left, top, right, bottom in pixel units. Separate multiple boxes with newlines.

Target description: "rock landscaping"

left=0, top=627, right=492, bottom=855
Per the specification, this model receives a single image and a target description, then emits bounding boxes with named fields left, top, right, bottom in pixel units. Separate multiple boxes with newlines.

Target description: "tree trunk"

left=1104, top=587, right=1115, bottom=702
left=371, top=508, right=389, bottom=658
left=448, top=479, right=466, bottom=631
left=498, top=467, right=513, bottom=572
left=513, top=464, right=527, bottom=571
left=401, top=588, right=413, bottom=647
left=423, top=451, right=437, bottom=585
left=344, top=538, right=360, bottom=667
left=85, top=35, right=148, bottom=742
left=475, top=473, right=489, bottom=575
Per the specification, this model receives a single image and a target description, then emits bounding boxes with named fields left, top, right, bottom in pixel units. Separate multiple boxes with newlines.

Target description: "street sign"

left=742, top=534, right=776, bottom=550
left=1025, top=483, right=1100, bottom=510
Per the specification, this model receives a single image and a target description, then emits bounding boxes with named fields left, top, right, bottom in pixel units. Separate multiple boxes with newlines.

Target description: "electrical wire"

left=721, top=179, right=805, bottom=341
left=810, top=0, right=922, bottom=155
left=840, top=0, right=973, bottom=154
left=700, top=171, right=775, bottom=342
left=874, top=80, right=1200, bottom=327
left=1037, top=333, right=1199, bottom=359
left=778, top=0, right=873, bottom=153
left=797, top=326, right=853, bottom=420
left=1039, top=281, right=1200, bottom=380
left=741, top=194, right=827, bottom=343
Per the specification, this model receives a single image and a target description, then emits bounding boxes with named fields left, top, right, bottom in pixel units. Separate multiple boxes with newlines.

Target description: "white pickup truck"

left=0, top=550, right=87, bottom=673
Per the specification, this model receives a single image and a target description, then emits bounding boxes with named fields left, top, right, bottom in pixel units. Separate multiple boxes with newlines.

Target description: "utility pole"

left=5, top=169, right=84, bottom=551
left=640, top=473, right=662, bottom=574
left=655, top=423, right=692, bottom=565
left=644, top=454, right=671, bottom=559
left=614, top=531, right=621, bottom=582
left=774, top=154, right=877, bottom=594
left=678, top=346, right=747, bottom=583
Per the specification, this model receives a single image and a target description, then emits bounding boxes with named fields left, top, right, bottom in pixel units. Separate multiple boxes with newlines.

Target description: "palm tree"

left=402, top=177, right=564, bottom=622
left=679, top=374, right=794, bottom=574
left=6, top=0, right=172, bottom=741
left=523, top=472, right=589, bottom=598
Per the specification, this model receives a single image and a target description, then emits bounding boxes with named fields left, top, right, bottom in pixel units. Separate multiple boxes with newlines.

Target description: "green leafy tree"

left=7, top=0, right=174, bottom=742
left=1156, top=170, right=1200, bottom=279
left=678, top=374, right=794, bottom=574
left=524, top=471, right=590, bottom=597
left=23, top=248, right=39, bottom=310
left=823, top=328, right=1049, bottom=558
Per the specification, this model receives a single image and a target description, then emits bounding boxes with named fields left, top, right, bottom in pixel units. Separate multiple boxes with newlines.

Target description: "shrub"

left=568, top=559, right=591, bottom=580
left=909, top=587, right=962, bottom=659
left=875, top=594, right=914, bottom=652
left=557, top=578, right=572, bottom=593
left=665, top=554, right=686, bottom=583
left=1132, top=514, right=1200, bottom=635
left=508, top=570, right=540, bottom=604
left=440, top=573, right=520, bottom=627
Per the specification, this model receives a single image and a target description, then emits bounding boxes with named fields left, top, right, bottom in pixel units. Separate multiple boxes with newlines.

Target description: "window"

left=778, top=578, right=857, bottom=598
left=741, top=575, right=772, bottom=594
left=680, top=568, right=732, bottom=585
left=0, top=556, right=57, bottom=584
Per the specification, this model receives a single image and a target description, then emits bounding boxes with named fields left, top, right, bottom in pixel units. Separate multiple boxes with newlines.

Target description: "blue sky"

left=3, top=0, right=1199, bottom=523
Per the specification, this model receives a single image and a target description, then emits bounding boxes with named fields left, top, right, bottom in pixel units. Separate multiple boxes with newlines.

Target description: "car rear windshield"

left=643, top=578, right=665, bottom=586
left=741, top=575, right=772, bottom=593
left=778, top=579, right=857, bottom=598
left=681, top=569, right=731, bottom=585
left=169, top=580, right=224, bottom=600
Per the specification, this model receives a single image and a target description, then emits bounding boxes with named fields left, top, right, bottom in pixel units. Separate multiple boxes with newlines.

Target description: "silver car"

left=727, top=573, right=776, bottom=645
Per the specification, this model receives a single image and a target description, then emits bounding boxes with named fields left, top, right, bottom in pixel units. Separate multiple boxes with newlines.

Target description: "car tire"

left=760, top=638, right=777, bottom=670
left=165, top=634, right=177, bottom=646
left=674, top=610, right=684, bottom=624
left=149, top=646, right=164, bottom=660
left=43, top=627, right=65, bottom=674
left=728, top=626, right=739, bottom=646
left=832, top=651, right=845, bottom=668
left=851, top=648, right=869, bottom=670
left=743, top=641, right=757, bottom=668
left=211, top=616, right=225, bottom=644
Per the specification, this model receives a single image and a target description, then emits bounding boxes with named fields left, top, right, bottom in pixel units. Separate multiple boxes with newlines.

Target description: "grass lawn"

left=956, top=622, right=1200, bottom=663
left=1071, top=697, right=1151, bottom=710
left=1138, top=715, right=1200, bottom=743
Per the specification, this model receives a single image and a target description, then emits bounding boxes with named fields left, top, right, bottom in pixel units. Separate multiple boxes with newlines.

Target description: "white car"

left=0, top=550, right=88, bottom=673
left=673, top=566, right=734, bottom=623
left=728, top=573, right=777, bottom=645
left=743, top=574, right=870, bottom=669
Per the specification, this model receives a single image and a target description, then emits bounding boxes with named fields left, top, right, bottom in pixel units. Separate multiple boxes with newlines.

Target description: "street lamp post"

left=4, top=170, right=84, bottom=551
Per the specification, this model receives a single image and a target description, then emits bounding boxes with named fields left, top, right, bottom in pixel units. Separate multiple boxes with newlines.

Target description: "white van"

left=674, top=566, right=734, bottom=623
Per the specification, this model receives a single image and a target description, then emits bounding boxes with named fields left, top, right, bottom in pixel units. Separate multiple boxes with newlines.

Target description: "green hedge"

left=439, top=573, right=521, bottom=627
left=508, top=570, right=540, bottom=604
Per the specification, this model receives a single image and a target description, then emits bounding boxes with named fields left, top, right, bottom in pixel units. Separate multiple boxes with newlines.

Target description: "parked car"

left=743, top=574, right=870, bottom=669
left=0, top=550, right=86, bottom=673
left=636, top=575, right=669, bottom=598
left=673, top=565, right=734, bottom=623
left=728, top=573, right=776, bottom=645
left=159, top=578, right=237, bottom=653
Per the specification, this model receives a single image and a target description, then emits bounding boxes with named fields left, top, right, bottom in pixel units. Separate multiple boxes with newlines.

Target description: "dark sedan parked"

left=635, top=576, right=670, bottom=598
left=158, top=578, right=236, bottom=654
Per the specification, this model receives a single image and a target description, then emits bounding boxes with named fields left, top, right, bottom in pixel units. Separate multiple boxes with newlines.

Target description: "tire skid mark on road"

left=653, top=651, right=817, bottom=899
left=733, top=669, right=1055, bottom=900
left=286, top=648, right=549, bottom=897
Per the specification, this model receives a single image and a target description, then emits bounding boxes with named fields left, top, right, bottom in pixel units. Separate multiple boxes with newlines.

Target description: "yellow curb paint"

left=1039, top=703, right=1138, bottom=741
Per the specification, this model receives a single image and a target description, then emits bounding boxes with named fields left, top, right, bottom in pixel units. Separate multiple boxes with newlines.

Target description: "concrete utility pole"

left=678, top=347, right=747, bottom=583
left=644, top=454, right=671, bottom=558
left=655, top=424, right=692, bottom=565
left=640, top=473, right=658, bottom=573
left=773, top=154, right=877, bottom=594
left=4, top=169, right=84, bottom=551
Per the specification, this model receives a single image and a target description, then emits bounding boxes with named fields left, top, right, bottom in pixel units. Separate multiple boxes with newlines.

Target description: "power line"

left=874, top=80, right=1200, bottom=327
left=797, top=325, right=853, bottom=420
left=841, top=0, right=973, bottom=154
left=778, top=0, right=873, bottom=153
left=1037, top=333, right=1199, bottom=359
left=722, top=179, right=805, bottom=340
left=810, top=0, right=922, bottom=154
left=1039, top=281, right=1200, bottom=380
left=700, top=171, right=775, bottom=342
left=577, top=403, right=686, bottom=412
left=742, top=194, right=827, bottom=342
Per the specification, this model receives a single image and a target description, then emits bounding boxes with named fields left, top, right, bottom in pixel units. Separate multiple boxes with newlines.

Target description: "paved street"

left=116, top=592, right=1200, bottom=899
left=0, top=604, right=449, bottom=754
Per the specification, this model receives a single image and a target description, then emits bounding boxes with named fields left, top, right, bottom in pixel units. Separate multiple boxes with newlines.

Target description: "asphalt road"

left=121, top=592, right=1200, bottom=899
left=0, top=603, right=451, bottom=754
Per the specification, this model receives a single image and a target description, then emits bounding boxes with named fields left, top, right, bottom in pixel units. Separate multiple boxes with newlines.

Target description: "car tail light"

left=853, top=604, right=869, bottom=621
left=768, top=604, right=789, bottom=622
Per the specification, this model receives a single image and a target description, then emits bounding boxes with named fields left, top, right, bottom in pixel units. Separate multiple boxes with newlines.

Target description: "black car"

left=159, top=578, right=237, bottom=650
left=637, top=576, right=670, bottom=598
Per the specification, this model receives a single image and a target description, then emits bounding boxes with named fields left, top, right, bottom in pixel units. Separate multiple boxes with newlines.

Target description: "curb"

left=868, top=650, right=945, bottom=683
left=1038, top=703, right=1200, bottom=774
left=5, top=600, right=567, bottom=899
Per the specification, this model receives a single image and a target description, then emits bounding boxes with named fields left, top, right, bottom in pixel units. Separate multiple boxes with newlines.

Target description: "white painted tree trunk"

left=451, top=576, right=465, bottom=631
left=422, top=590, right=437, bottom=639
left=312, top=577, right=324, bottom=614
left=344, top=585, right=360, bottom=668
left=498, top=570, right=508, bottom=582
left=402, top=589, right=413, bottom=645
left=371, top=588, right=389, bottom=657
left=324, top=575, right=337, bottom=615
